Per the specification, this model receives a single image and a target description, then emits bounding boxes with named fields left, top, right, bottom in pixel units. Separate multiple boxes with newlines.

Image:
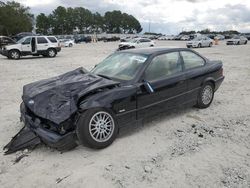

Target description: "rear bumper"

left=20, top=103, right=76, bottom=150
left=214, top=76, right=225, bottom=91
left=56, top=47, right=61, bottom=52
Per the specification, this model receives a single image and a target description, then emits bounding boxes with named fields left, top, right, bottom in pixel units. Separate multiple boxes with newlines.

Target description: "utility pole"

left=148, top=22, right=151, bottom=33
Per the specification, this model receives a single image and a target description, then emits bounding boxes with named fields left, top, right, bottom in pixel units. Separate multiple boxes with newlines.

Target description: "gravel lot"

left=0, top=41, right=250, bottom=188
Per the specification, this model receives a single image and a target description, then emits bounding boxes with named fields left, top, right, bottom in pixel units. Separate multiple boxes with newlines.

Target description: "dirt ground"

left=0, top=41, right=249, bottom=188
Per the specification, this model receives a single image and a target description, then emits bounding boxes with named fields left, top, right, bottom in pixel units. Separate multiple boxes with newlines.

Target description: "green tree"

left=0, top=1, right=34, bottom=36
left=36, top=13, right=51, bottom=34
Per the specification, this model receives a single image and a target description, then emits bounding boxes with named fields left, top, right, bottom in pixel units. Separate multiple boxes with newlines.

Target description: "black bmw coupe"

left=4, top=47, right=224, bottom=154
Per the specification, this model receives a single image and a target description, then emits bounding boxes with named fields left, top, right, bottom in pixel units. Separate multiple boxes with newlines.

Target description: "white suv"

left=0, top=36, right=61, bottom=59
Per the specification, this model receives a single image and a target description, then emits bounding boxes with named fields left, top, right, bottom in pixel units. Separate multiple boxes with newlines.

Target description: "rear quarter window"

left=47, top=37, right=58, bottom=43
left=37, top=37, right=48, bottom=44
left=181, top=51, right=205, bottom=70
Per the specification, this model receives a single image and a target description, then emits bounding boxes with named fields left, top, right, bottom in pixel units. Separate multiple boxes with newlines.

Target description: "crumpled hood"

left=22, top=67, right=119, bottom=124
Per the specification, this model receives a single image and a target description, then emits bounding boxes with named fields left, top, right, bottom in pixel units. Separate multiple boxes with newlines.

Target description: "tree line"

left=0, top=1, right=142, bottom=36
left=36, top=7, right=142, bottom=35
left=180, top=29, right=240, bottom=36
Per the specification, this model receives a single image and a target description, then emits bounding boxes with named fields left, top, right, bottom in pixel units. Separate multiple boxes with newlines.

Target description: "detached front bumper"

left=4, top=103, right=77, bottom=154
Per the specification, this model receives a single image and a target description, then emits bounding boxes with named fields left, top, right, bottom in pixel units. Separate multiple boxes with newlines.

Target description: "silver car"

left=186, top=36, right=213, bottom=48
left=226, top=36, right=248, bottom=45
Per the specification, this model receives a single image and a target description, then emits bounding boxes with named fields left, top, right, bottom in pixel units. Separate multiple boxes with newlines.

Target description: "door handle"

left=45, top=44, right=48, bottom=46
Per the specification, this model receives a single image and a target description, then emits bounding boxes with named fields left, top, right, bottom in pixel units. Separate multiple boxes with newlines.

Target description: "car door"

left=21, top=37, right=32, bottom=53
left=180, top=50, right=207, bottom=104
left=36, top=37, right=49, bottom=52
left=137, top=51, right=187, bottom=119
left=143, top=39, right=151, bottom=47
left=205, top=37, right=210, bottom=46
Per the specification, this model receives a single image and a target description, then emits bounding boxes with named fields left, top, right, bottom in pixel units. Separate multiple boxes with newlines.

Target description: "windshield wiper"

left=97, top=74, right=112, bottom=80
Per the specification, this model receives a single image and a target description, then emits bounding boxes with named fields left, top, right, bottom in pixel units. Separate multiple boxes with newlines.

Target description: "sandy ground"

left=0, top=41, right=249, bottom=188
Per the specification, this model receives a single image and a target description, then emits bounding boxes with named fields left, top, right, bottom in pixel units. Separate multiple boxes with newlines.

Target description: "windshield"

left=129, top=39, right=138, bottom=43
left=17, top=37, right=26, bottom=43
left=232, top=36, right=240, bottom=39
left=193, top=37, right=201, bottom=41
left=91, top=53, right=148, bottom=81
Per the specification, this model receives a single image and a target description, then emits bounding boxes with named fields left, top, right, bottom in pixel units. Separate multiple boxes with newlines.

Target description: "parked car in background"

left=0, top=36, right=16, bottom=49
left=4, top=47, right=224, bottom=154
left=173, top=34, right=183, bottom=40
left=214, top=34, right=225, bottom=40
left=13, top=32, right=36, bottom=41
left=59, top=39, right=74, bottom=47
left=158, top=36, right=168, bottom=40
left=158, top=35, right=175, bottom=40
left=186, top=36, right=213, bottom=48
left=181, top=35, right=190, bottom=40
left=74, top=36, right=92, bottom=43
left=227, top=36, right=248, bottom=45
left=0, top=36, right=61, bottom=59
left=118, top=38, right=155, bottom=50
left=104, top=36, right=120, bottom=42
left=241, top=33, right=250, bottom=40
left=120, top=36, right=131, bottom=42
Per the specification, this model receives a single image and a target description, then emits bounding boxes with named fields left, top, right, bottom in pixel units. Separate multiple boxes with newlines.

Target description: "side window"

left=145, top=52, right=182, bottom=81
left=22, top=37, right=31, bottom=45
left=181, top=51, right=205, bottom=70
left=47, top=37, right=57, bottom=43
left=140, top=39, right=150, bottom=43
left=37, top=37, right=48, bottom=44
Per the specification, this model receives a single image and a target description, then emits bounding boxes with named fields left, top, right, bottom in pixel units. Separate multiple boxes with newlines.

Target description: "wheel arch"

left=47, top=47, right=57, bottom=54
left=202, top=77, right=215, bottom=89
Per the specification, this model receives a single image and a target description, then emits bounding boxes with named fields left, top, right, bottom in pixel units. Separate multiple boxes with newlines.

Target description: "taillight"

left=219, top=68, right=223, bottom=76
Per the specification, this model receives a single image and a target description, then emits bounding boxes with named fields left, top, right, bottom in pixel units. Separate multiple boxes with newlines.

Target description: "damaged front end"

left=4, top=68, right=119, bottom=154
left=4, top=103, right=78, bottom=155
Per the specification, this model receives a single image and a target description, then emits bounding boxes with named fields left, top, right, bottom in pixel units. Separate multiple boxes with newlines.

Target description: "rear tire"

left=47, top=48, right=56, bottom=58
left=196, top=82, right=214, bottom=109
left=76, top=108, right=118, bottom=149
left=244, top=41, right=247, bottom=45
left=9, top=50, right=20, bottom=60
left=198, top=43, right=201, bottom=48
left=209, top=43, right=212, bottom=47
left=69, top=43, right=73, bottom=47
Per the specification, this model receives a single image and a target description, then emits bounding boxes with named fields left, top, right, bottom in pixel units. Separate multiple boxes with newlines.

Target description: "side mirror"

left=143, top=81, right=154, bottom=93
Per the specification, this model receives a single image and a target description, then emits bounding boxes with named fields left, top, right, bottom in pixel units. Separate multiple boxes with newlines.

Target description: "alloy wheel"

left=201, top=85, right=213, bottom=105
left=89, top=111, right=115, bottom=142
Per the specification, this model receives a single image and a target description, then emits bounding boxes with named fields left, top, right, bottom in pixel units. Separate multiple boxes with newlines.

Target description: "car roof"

left=119, top=47, right=190, bottom=55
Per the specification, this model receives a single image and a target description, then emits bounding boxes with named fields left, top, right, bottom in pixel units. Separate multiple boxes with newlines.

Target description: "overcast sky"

left=3, top=0, right=250, bottom=34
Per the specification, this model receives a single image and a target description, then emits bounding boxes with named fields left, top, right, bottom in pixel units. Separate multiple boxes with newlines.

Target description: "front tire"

left=196, top=82, right=214, bottom=109
left=244, top=41, right=247, bottom=45
left=9, top=50, right=20, bottom=60
left=76, top=108, right=118, bottom=149
left=198, top=43, right=201, bottom=48
left=47, top=48, right=56, bottom=58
